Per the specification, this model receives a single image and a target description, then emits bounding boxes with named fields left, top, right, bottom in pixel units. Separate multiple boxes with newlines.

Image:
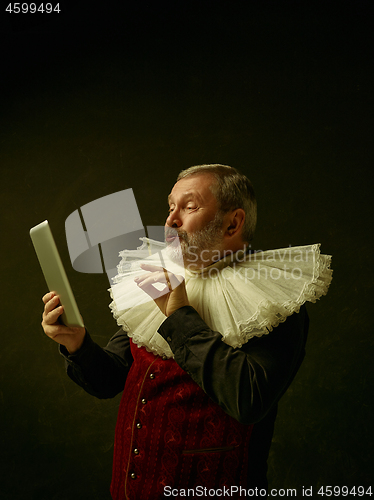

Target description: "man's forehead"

left=168, top=190, right=198, bottom=202
left=168, top=175, right=215, bottom=202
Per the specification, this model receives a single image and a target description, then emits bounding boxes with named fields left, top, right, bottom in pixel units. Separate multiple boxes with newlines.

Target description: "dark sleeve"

left=158, top=305, right=309, bottom=424
left=59, top=328, right=133, bottom=399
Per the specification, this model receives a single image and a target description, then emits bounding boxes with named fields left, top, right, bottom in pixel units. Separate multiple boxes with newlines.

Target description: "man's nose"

left=166, top=212, right=182, bottom=228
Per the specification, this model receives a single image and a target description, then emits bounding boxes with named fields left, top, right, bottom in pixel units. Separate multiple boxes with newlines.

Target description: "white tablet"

left=30, top=220, right=84, bottom=328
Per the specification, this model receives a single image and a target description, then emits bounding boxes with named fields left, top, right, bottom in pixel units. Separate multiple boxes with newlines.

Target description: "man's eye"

left=168, top=206, right=196, bottom=214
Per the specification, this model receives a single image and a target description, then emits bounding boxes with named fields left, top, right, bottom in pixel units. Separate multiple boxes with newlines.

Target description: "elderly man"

left=42, top=165, right=331, bottom=499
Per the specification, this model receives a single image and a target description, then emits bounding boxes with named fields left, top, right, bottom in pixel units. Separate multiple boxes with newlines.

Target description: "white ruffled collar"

left=108, top=239, right=333, bottom=358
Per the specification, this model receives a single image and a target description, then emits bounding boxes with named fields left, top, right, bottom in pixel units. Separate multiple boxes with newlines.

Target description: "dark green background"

left=1, top=2, right=372, bottom=498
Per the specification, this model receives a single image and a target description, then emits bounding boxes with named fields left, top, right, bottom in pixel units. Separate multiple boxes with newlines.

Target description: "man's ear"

left=224, top=209, right=245, bottom=237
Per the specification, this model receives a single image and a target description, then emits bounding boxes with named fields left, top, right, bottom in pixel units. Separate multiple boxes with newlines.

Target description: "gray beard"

left=165, top=212, right=224, bottom=269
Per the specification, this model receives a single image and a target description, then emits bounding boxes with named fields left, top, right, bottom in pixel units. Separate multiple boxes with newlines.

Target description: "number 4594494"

left=5, top=3, right=61, bottom=13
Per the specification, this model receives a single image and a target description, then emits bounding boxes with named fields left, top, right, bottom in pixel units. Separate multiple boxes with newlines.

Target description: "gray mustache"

left=165, top=228, right=187, bottom=241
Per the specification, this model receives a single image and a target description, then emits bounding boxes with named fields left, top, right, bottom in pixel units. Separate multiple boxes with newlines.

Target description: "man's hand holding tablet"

left=30, top=220, right=86, bottom=354
left=41, top=291, right=86, bottom=354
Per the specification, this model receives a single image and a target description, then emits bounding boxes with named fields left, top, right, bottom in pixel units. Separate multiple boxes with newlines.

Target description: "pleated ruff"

left=108, top=241, right=333, bottom=359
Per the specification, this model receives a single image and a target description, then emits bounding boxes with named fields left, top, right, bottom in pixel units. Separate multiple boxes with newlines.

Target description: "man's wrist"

left=158, top=305, right=208, bottom=351
left=60, top=330, right=88, bottom=357
left=66, top=338, right=85, bottom=355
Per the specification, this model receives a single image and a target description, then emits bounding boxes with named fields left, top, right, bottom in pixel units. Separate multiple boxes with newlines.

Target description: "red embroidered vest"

left=110, top=340, right=254, bottom=500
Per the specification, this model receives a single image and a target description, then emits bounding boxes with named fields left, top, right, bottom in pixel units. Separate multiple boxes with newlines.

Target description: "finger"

left=163, top=268, right=172, bottom=291
left=44, top=294, right=61, bottom=315
left=135, top=271, right=167, bottom=288
left=42, top=291, right=56, bottom=304
left=134, top=271, right=159, bottom=282
left=162, top=269, right=184, bottom=290
left=136, top=269, right=183, bottom=291
left=139, top=263, right=164, bottom=272
left=43, top=323, right=74, bottom=340
left=137, top=280, right=170, bottom=300
left=43, top=322, right=64, bottom=339
left=135, top=271, right=171, bottom=300
left=43, top=304, right=64, bottom=325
